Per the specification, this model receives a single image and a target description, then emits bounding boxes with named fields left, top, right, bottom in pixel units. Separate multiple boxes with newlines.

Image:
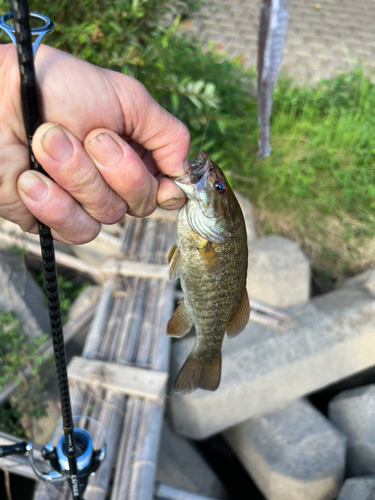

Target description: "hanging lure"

left=257, top=0, right=289, bottom=158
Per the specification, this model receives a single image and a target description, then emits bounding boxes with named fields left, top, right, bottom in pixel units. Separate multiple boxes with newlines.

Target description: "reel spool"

left=1, top=416, right=106, bottom=493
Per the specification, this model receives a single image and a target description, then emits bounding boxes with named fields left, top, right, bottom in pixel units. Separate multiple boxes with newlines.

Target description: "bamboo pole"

left=154, top=483, right=218, bottom=500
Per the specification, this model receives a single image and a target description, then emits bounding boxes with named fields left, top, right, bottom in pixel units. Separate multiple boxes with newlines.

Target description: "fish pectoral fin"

left=174, top=349, right=222, bottom=394
left=198, top=242, right=222, bottom=281
left=227, top=287, right=250, bottom=338
left=168, top=244, right=182, bottom=281
left=166, top=299, right=193, bottom=338
left=168, top=243, right=177, bottom=263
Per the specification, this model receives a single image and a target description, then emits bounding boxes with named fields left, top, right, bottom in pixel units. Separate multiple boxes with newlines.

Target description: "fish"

left=167, top=151, right=249, bottom=394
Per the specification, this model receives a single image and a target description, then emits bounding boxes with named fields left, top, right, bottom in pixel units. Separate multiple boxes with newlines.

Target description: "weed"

left=33, top=273, right=90, bottom=323
left=0, top=310, right=48, bottom=437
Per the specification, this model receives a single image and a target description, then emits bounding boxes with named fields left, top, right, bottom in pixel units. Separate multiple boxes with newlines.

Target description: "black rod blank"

left=10, top=1, right=83, bottom=498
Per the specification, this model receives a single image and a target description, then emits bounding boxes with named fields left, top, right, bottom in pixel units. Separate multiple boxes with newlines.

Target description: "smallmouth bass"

left=167, top=151, right=249, bottom=394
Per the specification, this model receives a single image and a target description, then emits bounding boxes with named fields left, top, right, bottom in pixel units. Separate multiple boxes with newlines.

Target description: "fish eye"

left=214, top=180, right=227, bottom=194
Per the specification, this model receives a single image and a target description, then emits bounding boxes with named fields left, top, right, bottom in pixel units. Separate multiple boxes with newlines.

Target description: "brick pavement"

left=190, top=0, right=375, bottom=82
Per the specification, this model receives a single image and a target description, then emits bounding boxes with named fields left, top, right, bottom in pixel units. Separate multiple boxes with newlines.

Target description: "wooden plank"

left=102, top=260, right=168, bottom=280
left=68, top=357, right=168, bottom=400
left=154, top=483, right=218, bottom=500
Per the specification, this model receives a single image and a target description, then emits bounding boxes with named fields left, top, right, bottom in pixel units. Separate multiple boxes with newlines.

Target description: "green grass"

left=218, top=69, right=375, bottom=280
left=32, top=272, right=91, bottom=323
left=0, top=310, right=48, bottom=436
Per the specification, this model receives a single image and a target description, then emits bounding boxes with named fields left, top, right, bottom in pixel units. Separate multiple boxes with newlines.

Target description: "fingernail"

left=159, top=197, right=184, bottom=209
left=41, top=125, right=73, bottom=162
left=88, top=133, right=123, bottom=168
left=19, top=172, right=48, bottom=201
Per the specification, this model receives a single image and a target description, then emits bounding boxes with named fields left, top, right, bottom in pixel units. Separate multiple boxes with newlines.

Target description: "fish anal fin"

left=198, top=242, right=222, bottom=280
left=166, top=299, right=193, bottom=338
left=174, top=350, right=222, bottom=394
left=227, top=287, right=250, bottom=338
left=168, top=245, right=182, bottom=281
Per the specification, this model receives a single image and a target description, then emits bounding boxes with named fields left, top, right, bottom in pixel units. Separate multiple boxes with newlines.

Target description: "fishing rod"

left=0, top=2, right=106, bottom=497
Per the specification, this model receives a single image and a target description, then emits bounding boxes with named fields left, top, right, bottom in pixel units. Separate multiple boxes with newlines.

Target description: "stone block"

left=337, top=477, right=375, bottom=500
left=328, top=385, right=375, bottom=476
left=155, top=423, right=228, bottom=499
left=247, top=236, right=310, bottom=307
left=224, top=399, right=346, bottom=500
left=234, top=191, right=257, bottom=243
left=168, top=273, right=375, bottom=439
left=0, top=249, right=50, bottom=339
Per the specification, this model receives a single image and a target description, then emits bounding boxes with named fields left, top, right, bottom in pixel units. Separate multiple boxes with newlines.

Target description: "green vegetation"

left=0, top=310, right=48, bottom=437
left=1, top=0, right=373, bottom=281
left=248, top=70, right=375, bottom=281
left=33, top=272, right=90, bottom=323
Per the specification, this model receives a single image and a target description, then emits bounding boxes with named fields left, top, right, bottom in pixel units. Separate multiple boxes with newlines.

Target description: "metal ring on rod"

left=0, top=12, right=54, bottom=54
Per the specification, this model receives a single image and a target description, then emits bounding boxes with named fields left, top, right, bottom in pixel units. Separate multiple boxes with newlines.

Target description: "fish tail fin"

left=174, top=349, right=221, bottom=394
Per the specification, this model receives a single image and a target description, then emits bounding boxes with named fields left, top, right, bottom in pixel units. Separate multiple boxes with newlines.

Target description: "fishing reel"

left=0, top=416, right=106, bottom=494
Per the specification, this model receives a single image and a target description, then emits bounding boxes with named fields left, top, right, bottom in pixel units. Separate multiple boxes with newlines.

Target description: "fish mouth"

left=171, top=151, right=209, bottom=185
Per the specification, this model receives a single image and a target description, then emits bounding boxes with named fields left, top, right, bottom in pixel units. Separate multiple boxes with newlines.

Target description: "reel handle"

left=0, top=442, right=27, bottom=457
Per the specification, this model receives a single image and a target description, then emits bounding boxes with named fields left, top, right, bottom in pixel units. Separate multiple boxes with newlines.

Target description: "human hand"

left=0, top=44, right=189, bottom=244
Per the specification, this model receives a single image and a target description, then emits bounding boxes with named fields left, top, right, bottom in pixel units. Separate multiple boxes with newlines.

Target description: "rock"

left=235, top=192, right=258, bottom=242
left=337, top=477, right=375, bottom=500
left=168, top=272, right=375, bottom=439
left=328, top=385, right=375, bottom=476
left=224, top=399, right=346, bottom=500
left=247, top=236, right=310, bottom=307
left=0, top=249, right=50, bottom=339
left=155, top=423, right=228, bottom=499
left=364, top=271, right=375, bottom=297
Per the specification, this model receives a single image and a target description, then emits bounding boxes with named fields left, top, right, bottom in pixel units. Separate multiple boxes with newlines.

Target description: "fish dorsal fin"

left=227, top=287, right=250, bottom=338
left=198, top=242, right=222, bottom=280
left=166, top=298, right=193, bottom=338
left=168, top=244, right=182, bottom=281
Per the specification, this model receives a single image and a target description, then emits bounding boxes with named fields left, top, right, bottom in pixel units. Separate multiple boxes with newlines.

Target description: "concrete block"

left=0, top=249, right=50, bottom=339
left=168, top=273, right=375, bottom=439
left=247, top=236, right=310, bottom=308
left=155, top=424, right=228, bottom=499
left=224, top=399, right=346, bottom=500
left=337, top=477, right=375, bottom=500
left=329, top=385, right=375, bottom=476
left=234, top=192, right=258, bottom=242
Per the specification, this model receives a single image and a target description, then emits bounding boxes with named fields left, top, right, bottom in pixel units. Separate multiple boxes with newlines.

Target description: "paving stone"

left=328, top=385, right=375, bottom=476
left=155, top=423, right=228, bottom=499
left=337, top=477, right=375, bottom=500
left=0, top=249, right=50, bottom=340
left=224, top=399, right=346, bottom=500
left=247, top=236, right=310, bottom=308
left=190, top=0, right=375, bottom=83
left=168, top=273, right=375, bottom=439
